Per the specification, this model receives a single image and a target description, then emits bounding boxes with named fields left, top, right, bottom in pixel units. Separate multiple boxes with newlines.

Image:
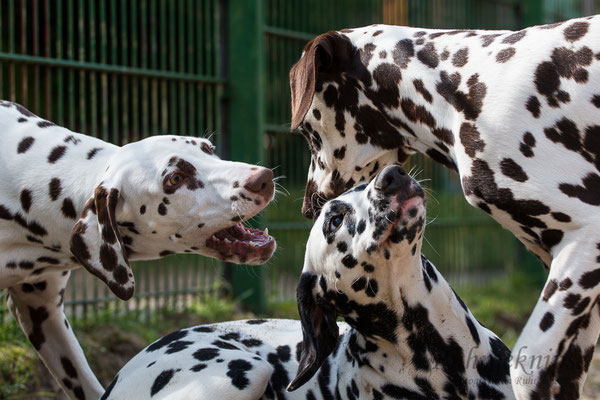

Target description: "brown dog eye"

left=169, top=173, right=182, bottom=185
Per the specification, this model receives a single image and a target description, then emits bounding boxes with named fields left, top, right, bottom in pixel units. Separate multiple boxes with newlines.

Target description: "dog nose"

left=374, top=165, right=410, bottom=194
left=244, top=168, right=275, bottom=199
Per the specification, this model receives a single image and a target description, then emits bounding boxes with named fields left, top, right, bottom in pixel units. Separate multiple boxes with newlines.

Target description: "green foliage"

left=0, top=343, right=38, bottom=398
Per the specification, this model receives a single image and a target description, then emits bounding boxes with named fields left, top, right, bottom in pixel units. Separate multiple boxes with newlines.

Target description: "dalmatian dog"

left=101, top=165, right=514, bottom=400
left=289, top=15, right=600, bottom=399
left=0, top=101, right=276, bottom=400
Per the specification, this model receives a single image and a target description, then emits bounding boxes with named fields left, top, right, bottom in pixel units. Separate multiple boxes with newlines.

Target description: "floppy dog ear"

left=289, top=32, right=351, bottom=131
left=69, top=184, right=134, bottom=300
left=287, top=273, right=339, bottom=392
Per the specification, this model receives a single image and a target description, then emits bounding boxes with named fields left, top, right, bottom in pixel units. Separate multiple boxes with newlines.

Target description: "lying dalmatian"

left=289, top=15, right=600, bottom=399
left=101, top=165, right=514, bottom=400
left=0, top=101, right=276, bottom=400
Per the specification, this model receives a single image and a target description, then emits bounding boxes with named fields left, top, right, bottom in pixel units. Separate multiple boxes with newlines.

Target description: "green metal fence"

left=1, top=0, right=598, bottom=320
left=0, top=0, right=225, bottom=321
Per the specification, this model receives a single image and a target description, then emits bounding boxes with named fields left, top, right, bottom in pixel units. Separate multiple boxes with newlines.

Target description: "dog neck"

left=340, top=25, right=505, bottom=173
left=343, top=253, right=512, bottom=397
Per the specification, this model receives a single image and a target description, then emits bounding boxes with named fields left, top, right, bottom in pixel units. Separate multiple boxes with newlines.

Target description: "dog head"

left=288, top=165, right=426, bottom=390
left=290, top=30, right=415, bottom=219
left=70, top=136, right=276, bottom=300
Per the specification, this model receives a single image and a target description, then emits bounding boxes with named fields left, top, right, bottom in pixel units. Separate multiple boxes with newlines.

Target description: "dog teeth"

left=264, top=228, right=269, bottom=237
left=224, top=238, right=231, bottom=243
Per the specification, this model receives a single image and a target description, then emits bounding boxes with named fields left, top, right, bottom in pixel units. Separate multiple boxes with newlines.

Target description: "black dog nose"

left=374, top=165, right=410, bottom=194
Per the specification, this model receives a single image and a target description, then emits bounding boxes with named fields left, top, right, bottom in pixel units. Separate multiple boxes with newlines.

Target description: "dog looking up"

left=102, top=166, right=514, bottom=400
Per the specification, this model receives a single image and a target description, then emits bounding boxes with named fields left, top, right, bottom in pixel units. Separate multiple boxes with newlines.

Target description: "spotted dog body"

left=289, top=15, right=600, bottom=399
left=104, top=166, right=514, bottom=400
left=0, top=101, right=276, bottom=400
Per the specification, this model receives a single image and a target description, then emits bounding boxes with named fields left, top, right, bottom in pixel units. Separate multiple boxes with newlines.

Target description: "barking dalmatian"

left=0, top=101, right=276, bottom=400
left=289, top=15, right=600, bottom=399
left=101, top=166, right=514, bottom=400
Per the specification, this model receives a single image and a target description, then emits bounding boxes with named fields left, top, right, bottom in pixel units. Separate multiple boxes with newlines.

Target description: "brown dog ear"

left=289, top=32, right=352, bottom=131
left=287, top=273, right=339, bottom=392
left=69, top=184, right=134, bottom=300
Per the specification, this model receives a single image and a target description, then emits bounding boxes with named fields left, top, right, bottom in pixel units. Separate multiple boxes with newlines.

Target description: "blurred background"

left=1, top=0, right=600, bottom=398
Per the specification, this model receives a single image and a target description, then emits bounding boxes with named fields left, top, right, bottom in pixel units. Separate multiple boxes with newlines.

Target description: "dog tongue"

left=206, top=223, right=275, bottom=259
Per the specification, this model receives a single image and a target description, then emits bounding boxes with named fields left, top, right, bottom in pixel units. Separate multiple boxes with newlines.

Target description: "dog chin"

left=379, top=196, right=425, bottom=245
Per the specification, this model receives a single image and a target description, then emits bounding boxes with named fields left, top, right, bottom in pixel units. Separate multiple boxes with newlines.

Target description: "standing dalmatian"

left=0, top=101, right=276, bottom=400
left=289, top=15, right=600, bottom=399
left=102, top=166, right=515, bottom=400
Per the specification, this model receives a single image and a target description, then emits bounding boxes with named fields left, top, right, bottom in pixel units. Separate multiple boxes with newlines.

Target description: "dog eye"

left=328, top=214, right=344, bottom=232
left=169, top=173, right=183, bottom=185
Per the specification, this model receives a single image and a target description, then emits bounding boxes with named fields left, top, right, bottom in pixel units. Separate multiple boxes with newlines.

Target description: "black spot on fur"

left=146, top=330, right=188, bottom=352
left=342, top=254, right=358, bottom=268
left=17, top=137, right=35, bottom=154
left=496, top=47, right=516, bottom=63
left=459, top=123, right=485, bottom=158
left=61, top=198, right=77, bottom=219
left=417, top=42, right=439, bottom=68
left=500, top=158, right=528, bottom=182
left=436, top=71, right=486, bottom=121
left=20, top=189, right=32, bottom=213
left=392, top=39, right=414, bottom=69
left=502, top=30, right=526, bottom=44
left=559, top=173, right=600, bottom=206
left=49, top=178, right=62, bottom=201
left=48, top=146, right=67, bottom=163
left=227, top=359, right=253, bottom=390
left=579, top=268, right=600, bottom=289
left=61, top=356, right=78, bottom=378
left=564, top=21, right=589, bottom=42
left=543, top=279, right=558, bottom=301
left=452, top=48, right=469, bottom=67
left=150, top=369, right=178, bottom=396
left=539, top=312, right=555, bottom=331
left=526, top=96, right=541, bottom=118
left=86, top=147, right=103, bottom=159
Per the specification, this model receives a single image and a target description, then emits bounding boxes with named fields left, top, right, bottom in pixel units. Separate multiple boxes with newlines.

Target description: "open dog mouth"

left=206, top=223, right=275, bottom=262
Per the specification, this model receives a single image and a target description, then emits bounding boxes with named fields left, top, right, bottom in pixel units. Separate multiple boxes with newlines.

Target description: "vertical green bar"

left=131, top=0, right=140, bottom=142
left=78, top=0, right=86, bottom=132
left=100, top=0, right=109, bottom=142
left=140, top=0, right=149, bottom=139
left=150, top=0, right=159, bottom=133
left=32, top=1, right=40, bottom=114
left=177, top=1, right=185, bottom=133
left=187, top=0, right=195, bottom=134
left=43, top=0, right=50, bottom=118
left=121, top=0, right=130, bottom=144
left=110, top=0, right=118, bottom=143
left=56, top=0, right=64, bottom=125
left=160, top=0, right=168, bottom=133
left=196, top=0, right=205, bottom=133
left=205, top=0, right=214, bottom=132
left=67, top=0, right=75, bottom=128
left=168, top=0, right=176, bottom=133
left=228, top=0, right=266, bottom=314
left=522, top=0, right=544, bottom=28
left=89, top=0, right=97, bottom=137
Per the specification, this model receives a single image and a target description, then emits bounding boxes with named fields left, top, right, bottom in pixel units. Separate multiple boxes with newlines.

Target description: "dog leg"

left=510, top=228, right=600, bottom=400
left=7, top=271, right=103, bottom=400
left=564, top=301, right=600, bottom=395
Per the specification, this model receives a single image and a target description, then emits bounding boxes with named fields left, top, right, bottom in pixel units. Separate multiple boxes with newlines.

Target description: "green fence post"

left=521, top=0, right=544, bottom=27
left=226, top=0, right=266, bottom=314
